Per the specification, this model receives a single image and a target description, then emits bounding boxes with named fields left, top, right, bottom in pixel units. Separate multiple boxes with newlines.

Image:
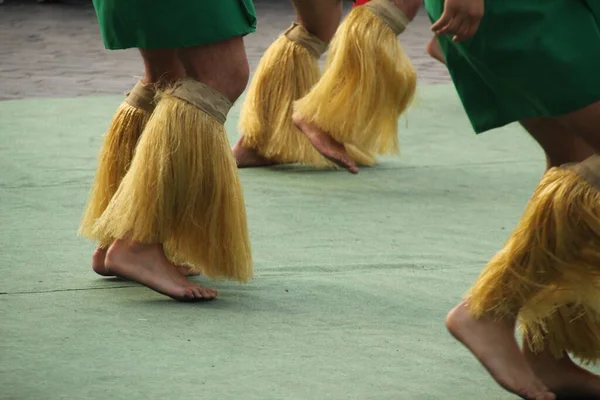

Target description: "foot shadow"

left=555, top=390, right=600, bottom=400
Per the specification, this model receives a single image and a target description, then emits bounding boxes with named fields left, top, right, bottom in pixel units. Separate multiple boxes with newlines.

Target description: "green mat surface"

left=1, top=84, right=595, bottom=400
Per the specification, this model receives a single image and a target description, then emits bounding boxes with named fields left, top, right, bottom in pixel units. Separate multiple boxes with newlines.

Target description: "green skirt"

left=424, top=0, right=600, bottom=133
left=92, top=0, right=257, bottom=50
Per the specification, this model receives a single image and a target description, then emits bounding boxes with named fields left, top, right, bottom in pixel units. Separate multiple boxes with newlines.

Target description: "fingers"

left=431, top=2, right=483, bottom=42
left=433, top=16, right=480, bottom=42
left=430, top=9, right=452, bottom=33
left=451, top=19, right=471, bottom=42
left=453, top=18, right=481, bottom=41
left=460, top=18, right=481, bottom=41
left=432, top=13, right=467, bottom=38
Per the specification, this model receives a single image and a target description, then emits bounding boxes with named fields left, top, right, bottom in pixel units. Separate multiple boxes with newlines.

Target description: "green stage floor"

left=1, top=84, right=595, bottom=399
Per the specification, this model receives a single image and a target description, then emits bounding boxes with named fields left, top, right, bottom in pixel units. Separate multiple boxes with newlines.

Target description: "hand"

left=431, top=0, right=484, bottom=42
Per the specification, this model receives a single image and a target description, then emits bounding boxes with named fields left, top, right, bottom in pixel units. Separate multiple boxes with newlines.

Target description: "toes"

left=181, top=287, right=215, bottom=302
left=182, top=288, right=196, bottom=301
left=190, top=287, right=205, bottom=300
left=334, top=152, right=359, bottom=174
left=184, top=286, right=217, bottom=301
left=92, top=263, right=112, bottom=276
left=325, top=153, right=359, bottom=174
left=197, top=286, right=217, bottom=300
left=344, top=159, right=360, bottom=174
left=534, top=383, right=554, bottom=400
left=92, top=248, right=112, bottom=276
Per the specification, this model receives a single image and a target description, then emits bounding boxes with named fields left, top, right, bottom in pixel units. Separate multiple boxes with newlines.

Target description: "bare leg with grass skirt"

left=444, top=121, right=598, bottom=399
left=292, top=0, right=421, bottom=174
left=82, top=49, right=199, bottom=278
left=423, top=0, right=600, bottom=397
left=446, top=149, right=600, bottom=400
left=234, top=0, right=378, bottom=171
left=81, top=0, right=255, bottom=301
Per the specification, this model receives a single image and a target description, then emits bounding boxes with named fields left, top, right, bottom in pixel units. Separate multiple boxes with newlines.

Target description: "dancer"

left=79, top=0, right=255, bottom=301
left=422, top=0, right=600, bottom=398
left=236, top=0, right=420, bottom=174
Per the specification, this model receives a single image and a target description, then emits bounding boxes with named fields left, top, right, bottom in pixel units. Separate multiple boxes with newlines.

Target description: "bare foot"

left=232, top=138, right=278, bottom=168
left=92, top=246, right=199, bottom=277
left=446, top=301, right=556, bottom=400
left=92, top=247, right=112, bottom=276
left=426, top=36, right=446, bottom=64
left=524, top=344, right=600, bottom=399
left=292, top=114, right=359, bottom=174
left=104, top=239, right=217, bottom=302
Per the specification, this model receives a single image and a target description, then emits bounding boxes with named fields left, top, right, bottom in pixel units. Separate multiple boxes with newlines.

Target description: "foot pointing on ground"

left=446, top=301, right=556, bottom=400
left=103, top=240, right=217, bottom=302
left=293, top=113, right=359, bottom=174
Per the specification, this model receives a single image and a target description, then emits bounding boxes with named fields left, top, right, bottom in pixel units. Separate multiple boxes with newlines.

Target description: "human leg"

left=557, top=101, right=600, bottom=155
left=448, top=117, right=600, bottom=399
left=93, top=48, right=215, bottom=300
left=446, top=304, right=554, bottom=400
left=521, top=117, right=594, bottom=170
left=523, top=312, right=600, bottom=399
left=85, top=0, right=257, bottom=300
left=88, top=50, right=200, bottom=278
left=294, top=0, right=343, bottom=44
left=419, top=0, right=600, bottom=395
left=293, top=0, right=420, bottom=174
left=517, top=111, right=600, bottom=398
left=235, top=0, right=372, bottom=170
left=92, top=39, right=253, bottom=301
left=82, top=49, right=184, bottom=277
left=138, top=49, right=186, bottom=87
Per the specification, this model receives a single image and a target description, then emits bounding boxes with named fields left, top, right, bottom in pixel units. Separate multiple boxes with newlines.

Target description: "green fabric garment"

left=424, top=0, right=600, bottom=134
left=92, top=0, right=257, bottom=50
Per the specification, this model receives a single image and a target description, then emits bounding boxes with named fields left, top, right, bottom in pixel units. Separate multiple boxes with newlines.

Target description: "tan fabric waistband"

left=168, top=79, right=232, bottom=125
left=365, top=0, right=410, bottom=35
left=124, top=80, right=156, bottom=113
left=563, top=155, right=600, bottom=190
left=284, top=22, right=328, bottom=58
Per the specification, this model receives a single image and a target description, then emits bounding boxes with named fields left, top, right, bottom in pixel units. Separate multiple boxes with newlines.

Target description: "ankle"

left=106, top=239, right=139, bottom=261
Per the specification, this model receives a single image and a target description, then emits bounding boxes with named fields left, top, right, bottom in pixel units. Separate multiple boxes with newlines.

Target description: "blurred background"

left=0, top=0, right=450, bottom=100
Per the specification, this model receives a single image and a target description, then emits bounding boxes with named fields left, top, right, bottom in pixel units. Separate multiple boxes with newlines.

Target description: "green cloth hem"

left=103, top=28, right=256, bottom=51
